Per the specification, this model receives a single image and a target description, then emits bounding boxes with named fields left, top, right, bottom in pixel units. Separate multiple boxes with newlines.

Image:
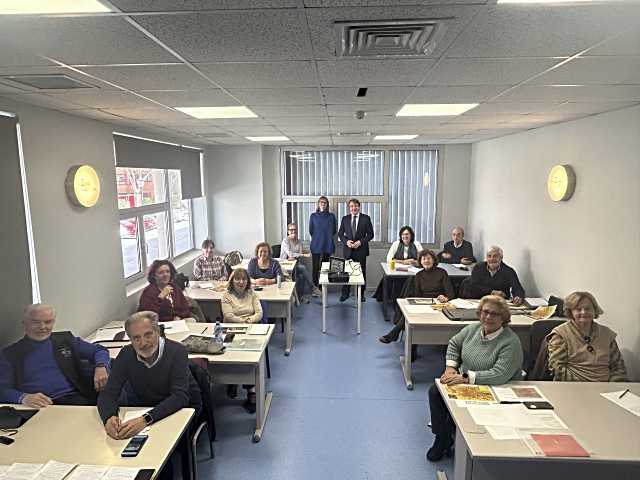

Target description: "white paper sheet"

left=66, top=465, right=110, bottom=480
left=600, top=390, right=640, bottom=417
left=452, top=263, right=466, bottom=268
left=102, top=467, right=141, bottom=480
left=159, top=319, right=190, bottom=334
left=196, top=282, right=213, bottom=289
left=247, top=324, right=269, bottom=335
left=36, top=461, right=77, bottom=480
left=449, top=298, right=477, bottom=309
left=0, top=466, right=9, bottom=476
left=467, top=404, right=568, bottom=430
left=407, top=266, right=422, bottom=273
left=492, top=385, right=548, bottom=403
left=405, top=304, right=435, bottom=314
left=93, top=328, right=128, bottom=343
left=485, top=425, right=522, bottom=440
left=2, top=463, right=43, bottom=479
left=525, top=297, right=548, bottom=307
left=122, top=408, right=151, bottom=434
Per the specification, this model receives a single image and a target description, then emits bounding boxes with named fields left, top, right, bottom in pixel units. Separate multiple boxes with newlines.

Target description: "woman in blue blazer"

left=309, top=196, right=337, bottom=286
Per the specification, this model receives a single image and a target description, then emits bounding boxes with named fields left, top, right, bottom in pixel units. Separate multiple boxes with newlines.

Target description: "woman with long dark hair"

left=308, top=196, right=337, bottom=286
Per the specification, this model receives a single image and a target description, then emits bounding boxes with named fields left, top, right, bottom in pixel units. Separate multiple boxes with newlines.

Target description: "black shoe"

left=339, top=293, right=349, bottom=302
left=361, top=295, right=366, bottom=302
left=426, top=436, right=453, bottom=462
left=243, top=393, right=256, bottom=414
left=227, top=384, right=238, bottom=399
left=379, top=329, right=400, bottom=344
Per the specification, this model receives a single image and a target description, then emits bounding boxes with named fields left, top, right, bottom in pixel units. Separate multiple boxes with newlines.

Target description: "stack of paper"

left=492, top=385, right=548, bottom=403
left=159, top=319, right=190, bottom=334
left=247, top=324, right=269, bottom=335
left=0, top=463, right=43, bottom=479
left=66, top=465, right=110, bottom=480
left=449, top=298, right=477, bottom=309
left=0, top=464, right=146, bottom=480
left=405, top=304, right=435, bottom=314
left=600, top=390, right=640, bottom=417
left=93, top=327, right=128, bottom=343
left=467, top=403, right=568, bottom=430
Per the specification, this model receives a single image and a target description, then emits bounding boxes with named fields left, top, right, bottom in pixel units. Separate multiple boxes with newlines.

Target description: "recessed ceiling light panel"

left=0, top=0, right=112, bottom=14
left=396, top=104, right=478, bottom=116
left=175, top=106, right=257, bottom=119
left=374, top=135, right=418, bottom=140
left=246, top=136, right=290, bottom=142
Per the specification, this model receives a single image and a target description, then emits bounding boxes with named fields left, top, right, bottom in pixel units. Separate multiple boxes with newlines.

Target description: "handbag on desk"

left=181, top=335, right=225, bottom=355
left=0, top=406, right=37, bottom=429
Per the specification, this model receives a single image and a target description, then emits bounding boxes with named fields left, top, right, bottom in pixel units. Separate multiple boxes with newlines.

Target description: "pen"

left=619, top=389, right=630, bottom=399
left=201, top=327, right=208, bottom=334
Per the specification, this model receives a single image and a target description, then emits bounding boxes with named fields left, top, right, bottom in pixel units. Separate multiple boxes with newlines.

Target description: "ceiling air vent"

left=1, top=74, right=93, bottom=90
left=335, top=19, right=448, bottom=58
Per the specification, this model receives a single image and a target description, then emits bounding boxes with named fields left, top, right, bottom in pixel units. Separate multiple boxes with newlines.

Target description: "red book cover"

left=530, top=434, right=590, bottom=457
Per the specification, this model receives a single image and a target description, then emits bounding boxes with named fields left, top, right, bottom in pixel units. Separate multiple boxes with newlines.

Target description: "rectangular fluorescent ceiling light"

left=175, top=106, right=257, bottom=119
left=246, top=136, right=290, bottom=142
left=374, top=135, right=418, bottom=140
left=397, top=104, right=478, bottom=116
left=0, top=0, right=111, bottom=14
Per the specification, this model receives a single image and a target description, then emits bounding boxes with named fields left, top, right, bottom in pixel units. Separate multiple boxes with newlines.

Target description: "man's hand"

left=105, top=416, right=122, bottom=439
left=441, top=252, right=452, bottom=259
left=158, top=285, right=173, bottom=299
left=118, top=417, right=147, bottom=439
left=21, top=392, right=52, bottom=408
left=461, top=257, right=473, bottom=265
left=93, top=366, right=109, bottom=392
left=353, top=240, right=361, bottom=249
left=512, top=296, right=523, bottom=306
left=346, top=240, right=355, bottom=248
left=491, top=290, right=506, bottom=298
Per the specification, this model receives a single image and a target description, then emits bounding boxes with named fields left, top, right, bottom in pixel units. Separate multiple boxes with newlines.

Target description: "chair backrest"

left=525, top=319, right=565, bottom=377
left=458, top=277, right=473, bottom=298
left=271, top=244, right=281, bottom=259
left=223, top=250, right=243, bottom=275
left=188, top=360, right=216, bottom=443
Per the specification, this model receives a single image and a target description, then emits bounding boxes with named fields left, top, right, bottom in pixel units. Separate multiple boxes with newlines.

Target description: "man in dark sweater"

left=97, top=311, right=201, bottom=440
left=466, top=246, right=525, bottom=305
left=0, top=304, right=110, bottom=407
left=438, top=227, right=476, bottom=265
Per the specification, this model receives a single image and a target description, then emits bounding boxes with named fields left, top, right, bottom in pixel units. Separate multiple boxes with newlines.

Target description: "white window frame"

left=118, top=168, right=195, bottom=283
left=280, top=146, right=443, bottom=248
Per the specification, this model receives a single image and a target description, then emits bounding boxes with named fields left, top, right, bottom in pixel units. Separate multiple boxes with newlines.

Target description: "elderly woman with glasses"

left=426, top=295, right=524, bottom=462
left=546, top=291, right=627, bottom=382
left=280, top=223, right=322, bottom=303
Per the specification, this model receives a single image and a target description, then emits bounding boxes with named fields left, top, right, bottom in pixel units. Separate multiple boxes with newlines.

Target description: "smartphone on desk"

left=253, top=286, right=263, bottom=291
left=121, top=434, right=148, bottom=457
left=524, top=401, right=554, bottom=410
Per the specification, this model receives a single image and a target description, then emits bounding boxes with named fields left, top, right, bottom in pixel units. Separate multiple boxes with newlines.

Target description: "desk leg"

left=382, top=274, right=389, bottom=321
left=284, top=300, right=292, bottom=356
left=400, top=323, right=413, bottom=390
left=356, top=286, right=361, bottom=334
left=454, top=427, right=473, bottom=480
left=322, top=285, right=327, bottom=334
left=253, top=353, right=273, bottom=443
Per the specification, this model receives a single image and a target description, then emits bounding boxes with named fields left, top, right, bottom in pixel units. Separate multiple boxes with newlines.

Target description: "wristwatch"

left=143, top=412, right=154, bottom=426
left=462, top=372, right=469, bottom=383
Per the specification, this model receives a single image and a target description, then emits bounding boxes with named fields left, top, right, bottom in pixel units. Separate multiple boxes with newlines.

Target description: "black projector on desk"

left=328, top=272, right=350, bottom=283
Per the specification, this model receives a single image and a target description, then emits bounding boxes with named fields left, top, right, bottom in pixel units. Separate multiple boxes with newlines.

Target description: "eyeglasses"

left=0, top=429, right=17, bottom=436
left=480, top=309, right=501, bottom=317
left=288, top=229, right=297, bottom=232
left=583, top=336, right=595, bottom=354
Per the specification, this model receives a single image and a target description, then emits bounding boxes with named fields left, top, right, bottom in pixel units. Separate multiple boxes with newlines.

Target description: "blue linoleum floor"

left=197, top=292, right=454, bottom=480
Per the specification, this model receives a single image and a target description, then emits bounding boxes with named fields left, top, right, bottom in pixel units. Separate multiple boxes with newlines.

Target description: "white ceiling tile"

left=290, top=136, right=333, bottom=145
left=422, top=58, right=560, bottom=86
left=306, top=5, right=482, bottom=60
left=545, top=101, right=639, bottom=115
left=4, top=93, right=88, bottom=111
left=329, top=116, right=394, bottom=128
left=587, top=28, right=640, bottom=56
left=447, top=5, right=640, bottom=58
left=529, top=57, right=640, bottom=86
left=99, top=107, right=194, bottom=121
left=111, top=0, right=298, bottom=10
left=326, top=104, right=398, bottom=116
left=46, top=90, right=156, bottom=109
left=466, top=102, right=561, bottom=115
left=268, top=117, right=329, bottom=126
left=497, top=84, right=640, bottom=102
left=225, top=126, right=284, bottom=135
left=230, top=88, right=322, bottom=105
left=0, top=16, right=176, bottom=66
left=331, top=135, right=373, bottom=145
left=82, top=65, right=216, bottom=91
left=199, top=118, right=273, bottom=127
left=142, top=89, right=240, bottom=107
left=408, top=85, right=508, bottom=103
left=323, top=86, right=413, bottom=104
left=248, top=105, right=326, bottom=117
left=279, top=126, right=332, bottom=135
left=0, top=83, right=31, bottom=94
left=135, top=11, right=312, bottom=62
left=68, top=109, right=136, bottom=123
left=160, top=124, right=229, bottom=134
left=317, top=59, right=435, bottom=87
left=197, top=62, right=317, bottom=88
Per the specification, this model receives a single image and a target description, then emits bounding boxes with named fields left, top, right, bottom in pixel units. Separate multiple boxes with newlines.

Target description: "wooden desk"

left=435, top=381, right=640, bottom=480
left=90, top=322, right=274, bottom=443
left=319, top=260, right=365, bottom=334
left=379, top=262, right=472, bottom=321
left=186, top=281, right=295, bottom=356
left=0, top=405, right=193, bottom=478
left=397, top=299, right=537, bottom=390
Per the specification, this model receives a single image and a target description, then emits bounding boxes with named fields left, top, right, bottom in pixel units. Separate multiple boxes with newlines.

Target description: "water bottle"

left=277, top=274, right=282, bottom=289
left=390, top=258, right=395, bottom=271
left=213, top=320, right=222, bottom=342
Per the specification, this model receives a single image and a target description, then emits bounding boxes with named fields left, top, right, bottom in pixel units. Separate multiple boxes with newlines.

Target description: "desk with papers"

left=0, top=405, right=194, bottom=479
left=89, top=322, right=274, bottom=443
left=397, top=298, right=540, bottom=390
left=435, top=381, right=640, bottom=480
left=319, top=260, right=366, bottom=334
left=186, top=281, right=295, bottom=355
left=231, top=258, right=297, bottom=276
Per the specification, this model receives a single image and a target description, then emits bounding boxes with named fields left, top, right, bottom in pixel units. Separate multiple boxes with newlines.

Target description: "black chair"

left=458, top=277, right=473, bottom=298
left=188, top=361, right=216, bottom=479
left=525, top=319, right=565, bottom=380
left=271, top=244, right=281, bottom=259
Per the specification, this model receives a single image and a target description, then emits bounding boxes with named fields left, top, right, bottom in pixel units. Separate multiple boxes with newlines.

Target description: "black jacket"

left=337, top=213, right=374, bottom=259
left=467, top=261, right=525, bottom=299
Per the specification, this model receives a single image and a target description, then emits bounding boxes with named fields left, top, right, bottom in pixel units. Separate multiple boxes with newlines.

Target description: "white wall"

left=205, top=145, right=265, bottom=256
left=261, top=145, right=282, bottom=245
left=468, top=104, right=640, bottom=379
left=0, top=97, right=204, bottom=340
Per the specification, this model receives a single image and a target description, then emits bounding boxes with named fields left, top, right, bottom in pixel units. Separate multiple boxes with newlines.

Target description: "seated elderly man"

left=97, top=311, right=201, bottom=440
left=438, top=227, right=476, bottom=265
left=466, top=246, right=525, bottom=305
left=0, top=304, right=110, bottom=407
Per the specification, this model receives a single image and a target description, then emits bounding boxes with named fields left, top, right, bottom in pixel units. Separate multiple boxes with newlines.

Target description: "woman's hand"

left=93, top=366, right=109, bottom=392
left=254, top=278, right=266, bottom=286
left=439, top=367, right=458, bottom=384
left=158, top=285, right=173, bottom=299
left=436, top=295, right=448, bottom=303
left=444, top=374, right=468, bottom=386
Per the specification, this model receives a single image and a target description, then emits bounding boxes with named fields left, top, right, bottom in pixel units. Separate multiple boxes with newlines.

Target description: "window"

left=281, top=148, right=439, bottom=245
left=116, top=166, right=196, bottom=280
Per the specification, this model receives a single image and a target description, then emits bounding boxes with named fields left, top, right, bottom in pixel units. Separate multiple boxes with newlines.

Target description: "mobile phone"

left=224, top=333, right=236, bottom=343
left=121, top=435, right=148, bottom=457
left=0, top=436, right=15, bottom=445
left=253, top=286, right=263, bottom=291
left=524, top=401, right=554, bottom=410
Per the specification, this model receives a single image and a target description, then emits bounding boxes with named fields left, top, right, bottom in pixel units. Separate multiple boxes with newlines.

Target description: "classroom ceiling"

left=0, top=0, right=639, bottom=146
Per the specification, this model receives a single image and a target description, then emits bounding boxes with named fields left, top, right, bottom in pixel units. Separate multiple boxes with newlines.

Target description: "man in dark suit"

left=338, top=198, right=374, bottom=302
